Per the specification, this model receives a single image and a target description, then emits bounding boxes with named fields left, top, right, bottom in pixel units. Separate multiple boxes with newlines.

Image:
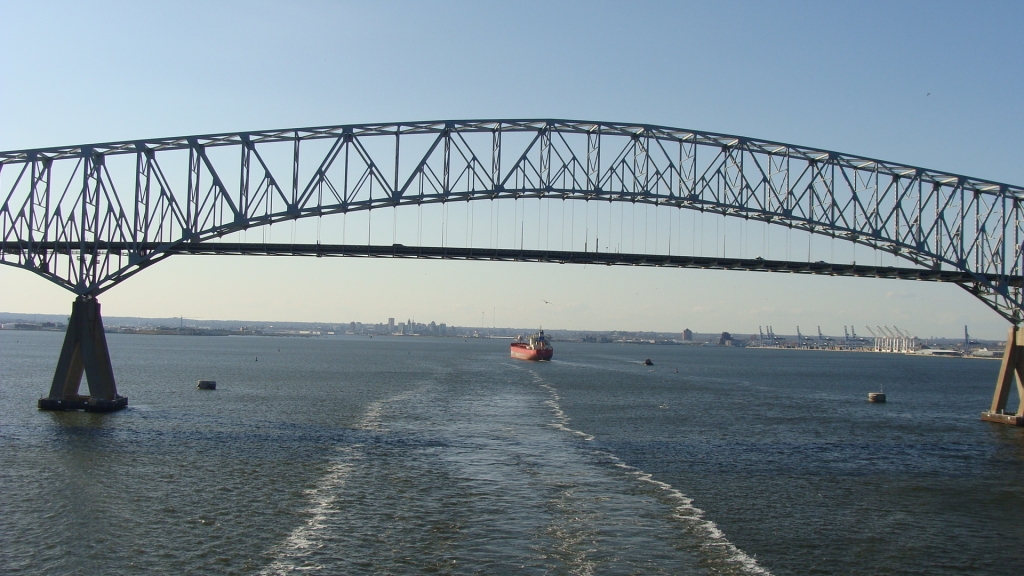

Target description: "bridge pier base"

left=981, top=326, right=1024, bottom=426
left=37, top=296, right=127, bottom=413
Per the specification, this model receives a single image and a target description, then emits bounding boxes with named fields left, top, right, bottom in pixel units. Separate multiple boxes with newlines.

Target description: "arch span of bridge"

left=3, top=119, right=1024, bottom=418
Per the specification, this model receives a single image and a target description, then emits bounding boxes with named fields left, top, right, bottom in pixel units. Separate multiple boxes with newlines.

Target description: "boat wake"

left=259, top=446, right=359, bottom=574
left=259, top=391, right=417, bottom=574
left=533, top=374, right=594, bottom=441
left=524, top=367, right=772, bottom=576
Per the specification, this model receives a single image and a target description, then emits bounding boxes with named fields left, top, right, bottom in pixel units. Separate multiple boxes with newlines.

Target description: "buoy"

left=197, top=380, right=216, bottom=390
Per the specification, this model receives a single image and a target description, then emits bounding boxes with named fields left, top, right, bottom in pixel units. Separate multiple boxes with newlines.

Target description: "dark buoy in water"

left=255, top=356, right=258, bottom=362
left=643, top=358, right=654, bottom=366
left=197, top=380, right=216, bottom=390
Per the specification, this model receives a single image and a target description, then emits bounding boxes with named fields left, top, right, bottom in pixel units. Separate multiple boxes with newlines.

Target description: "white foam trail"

left=538, top=381, right=594, bottom=441
left=260, top=391, right=415, bottom=574
left=360, top=390, right=416, bottom=431
left=260, top=447, right=358, bottom=574
left=609, top=458, right=771, bottom=575
left=527, top=369, right=772, bottom=576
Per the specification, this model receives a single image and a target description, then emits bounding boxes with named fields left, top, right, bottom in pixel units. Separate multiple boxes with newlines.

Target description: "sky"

left=1, top=0, right=1023, bottom=339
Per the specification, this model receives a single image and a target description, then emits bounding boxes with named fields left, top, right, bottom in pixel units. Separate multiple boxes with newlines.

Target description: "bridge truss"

left=3, top=119, right=1024, bottom=321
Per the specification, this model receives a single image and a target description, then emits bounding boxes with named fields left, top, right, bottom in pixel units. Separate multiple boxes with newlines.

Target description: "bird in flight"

left=542, top=299, right=552, bottom=305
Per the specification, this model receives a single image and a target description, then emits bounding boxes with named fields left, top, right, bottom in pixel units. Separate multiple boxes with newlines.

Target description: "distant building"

left=683, top=328, right=693, bottom=341
left=719, top=331, right=733, bottom=346
left=388, top=317, right=395, bottom=334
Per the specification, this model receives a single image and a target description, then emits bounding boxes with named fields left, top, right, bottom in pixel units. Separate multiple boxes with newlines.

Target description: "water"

left=2, top=331, right=1024, bottom=575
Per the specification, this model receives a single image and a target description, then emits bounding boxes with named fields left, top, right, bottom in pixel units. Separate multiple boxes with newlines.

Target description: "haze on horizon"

left=2, top=0, right=1022, bottom=340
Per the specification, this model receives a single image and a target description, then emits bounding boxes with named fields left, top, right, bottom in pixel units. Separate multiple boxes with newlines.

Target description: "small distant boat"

left=511, top=329, right=553, bottom=361
left=643, top=358, right=654, bottom=366
left=197, top=380, right=216, bottom=390
left=868, top=392, right=886, bottom=403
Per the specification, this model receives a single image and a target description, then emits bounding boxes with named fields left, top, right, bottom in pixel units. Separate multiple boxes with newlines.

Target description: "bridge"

left=3, top=119, right=1024, bottom=421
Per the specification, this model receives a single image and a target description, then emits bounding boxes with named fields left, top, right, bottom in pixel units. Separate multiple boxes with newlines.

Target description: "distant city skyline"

left=0, top=308, right=994, bottom=344
left=2, top=1, right=1022, bottom=340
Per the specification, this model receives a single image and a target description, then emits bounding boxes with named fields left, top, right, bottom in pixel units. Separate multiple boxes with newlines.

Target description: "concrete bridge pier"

left=982, top=325, right=1024, bottom=425
left=37, top=296, right=127, bottom=412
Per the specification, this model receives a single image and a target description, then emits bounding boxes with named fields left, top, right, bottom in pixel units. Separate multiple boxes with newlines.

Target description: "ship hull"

left=510, top=344, right=553, bottom=361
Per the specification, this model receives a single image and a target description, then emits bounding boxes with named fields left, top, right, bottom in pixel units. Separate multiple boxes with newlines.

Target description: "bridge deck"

left=4, top=242, right=1012, bottom=285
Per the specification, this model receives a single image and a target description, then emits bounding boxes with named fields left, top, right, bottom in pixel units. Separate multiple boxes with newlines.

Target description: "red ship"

left=510, top=329, right=554, bottom=361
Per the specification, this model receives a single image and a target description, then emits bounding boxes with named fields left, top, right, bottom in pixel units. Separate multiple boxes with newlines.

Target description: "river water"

left=2, top=331, right=1023, bottom=575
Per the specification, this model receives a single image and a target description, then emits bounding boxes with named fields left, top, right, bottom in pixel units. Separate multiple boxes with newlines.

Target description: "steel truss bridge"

left=3, top=119, right=1024, bottom=321
left=4, top=119, right=1024, bottom=417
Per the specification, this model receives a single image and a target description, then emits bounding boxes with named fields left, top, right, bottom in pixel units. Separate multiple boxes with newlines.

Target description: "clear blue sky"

left=2, top=1, right=1022, bottom=339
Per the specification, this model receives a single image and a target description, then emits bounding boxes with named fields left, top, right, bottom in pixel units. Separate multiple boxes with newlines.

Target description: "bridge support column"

left=37, top=296, right=127, bottom=413
left=981, top=326, right=1024, bottom=425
